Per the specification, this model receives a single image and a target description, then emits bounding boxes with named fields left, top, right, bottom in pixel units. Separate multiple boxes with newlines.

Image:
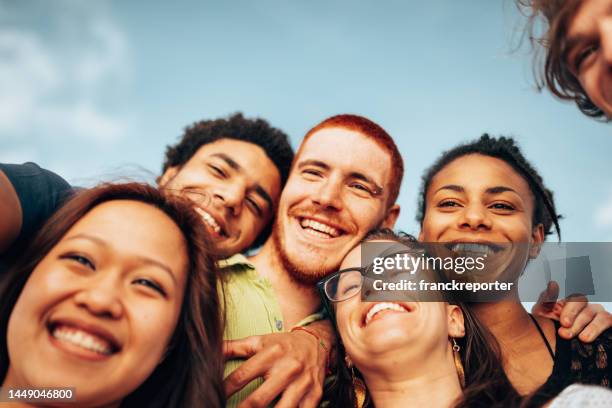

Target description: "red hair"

left=299, top=114, right=403, bottom=206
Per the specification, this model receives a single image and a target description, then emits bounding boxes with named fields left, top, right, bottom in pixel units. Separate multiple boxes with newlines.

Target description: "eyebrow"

left=64, top=234, right=177, bottom=284
left=434, top=184, right=517, bottom=195
left=298, top=159, right=384, bottom=195
left=211, top=153, right=274, bottom=211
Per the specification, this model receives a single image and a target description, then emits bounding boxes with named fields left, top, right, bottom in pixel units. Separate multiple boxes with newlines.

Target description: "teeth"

left=300, top=219, right=341, bottom=238
left=195, top=208, right=221, bottom=234
left=451, top=243, right=496, bottom=255
left=52, top=326, right=113, bottom=355
left=365, top=302, right=407, bottom=325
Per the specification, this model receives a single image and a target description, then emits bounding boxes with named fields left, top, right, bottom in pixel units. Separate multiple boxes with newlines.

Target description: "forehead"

left=297, top=127, right=392, bottom=184
left=568, top=0, right=612, bottom=34
left=430, top=154, right=533, bottom=196
left=191, top=138, right=281, bottom=198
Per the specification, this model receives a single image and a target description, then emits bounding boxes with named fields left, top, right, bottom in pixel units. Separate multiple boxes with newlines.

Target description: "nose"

left=311, top=175, right=343, bottom=210
left=213, top=182, right=247, bottom=216
left=73, top=274, right=124, bottom=319
left=457, top=205, right=492, bottom=231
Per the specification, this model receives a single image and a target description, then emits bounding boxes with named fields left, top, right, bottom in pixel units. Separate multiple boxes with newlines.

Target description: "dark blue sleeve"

left=0, top=162, right=73, bottom=244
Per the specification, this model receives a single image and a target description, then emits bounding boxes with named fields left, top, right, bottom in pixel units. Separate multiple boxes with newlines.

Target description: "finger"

left=224, top=336, right=264, bottom=359
left=559, top=294, right=587, bottom=328
left=558, top=304, right=596, bottom=340
left=577, top=308, right=611, bottom=343
left=297, top=378, right=325, bottom=408
left=237, top=359, right=302, bottom=408
left=532, top=281, right=560, bottom=315
left=225, top=344, right=280, bottom=397
left=274, top=374, right=315, bottom=408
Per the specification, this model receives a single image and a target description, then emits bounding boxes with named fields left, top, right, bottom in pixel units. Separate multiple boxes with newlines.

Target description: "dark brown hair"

left=0, top=183, right=225, bottom=408
left=322, top=229, right=522, bottom=407
left=517, top=0, right=606, bottom=119
left=299, top=114, right=404, bottom=208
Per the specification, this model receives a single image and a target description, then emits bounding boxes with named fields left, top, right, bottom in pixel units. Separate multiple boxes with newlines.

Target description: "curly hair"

left=517, top=0, right=606, bottom=119
left=162, top=112, right=294, bottom=248
left=416, top=134, right=562, bottom=240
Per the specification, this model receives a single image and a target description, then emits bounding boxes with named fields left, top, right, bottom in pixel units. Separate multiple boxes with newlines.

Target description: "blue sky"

left=1, top=0, right=611, bottom=241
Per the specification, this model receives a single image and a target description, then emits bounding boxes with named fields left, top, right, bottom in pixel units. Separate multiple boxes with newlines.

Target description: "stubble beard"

left=271, top=220, right=339, bottom=286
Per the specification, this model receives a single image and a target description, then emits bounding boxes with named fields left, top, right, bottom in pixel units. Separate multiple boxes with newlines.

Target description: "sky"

left=1, top=0, right=611, bottom=242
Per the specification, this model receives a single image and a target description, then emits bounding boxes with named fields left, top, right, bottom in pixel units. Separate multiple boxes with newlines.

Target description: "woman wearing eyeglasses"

left=318, top=229, right=522, bottom=407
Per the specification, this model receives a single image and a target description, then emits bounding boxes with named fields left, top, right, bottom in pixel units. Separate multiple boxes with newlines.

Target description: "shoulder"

left=0, top=162, right=73, bottom=246
left=0, top=162, right=72, bottom=200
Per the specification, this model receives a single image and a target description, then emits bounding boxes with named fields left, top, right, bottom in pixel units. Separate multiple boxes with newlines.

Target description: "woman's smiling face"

left=419, top=154, right=544, bottom=246
left=333, top=242, right=464, bottom=374
left=5, top=199, right=188, bottom=406
left=419, top=154, right=545, bottom=283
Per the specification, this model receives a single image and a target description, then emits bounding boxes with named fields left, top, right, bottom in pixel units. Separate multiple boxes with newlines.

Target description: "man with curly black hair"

left=0, top=112, right=294, bottom=263
left=518, top=0, right=612, bottom=120
left=158, top=112, right=294, bottom=256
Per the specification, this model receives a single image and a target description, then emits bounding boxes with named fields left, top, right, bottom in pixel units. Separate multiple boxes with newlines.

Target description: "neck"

left=470, top=295, right=534, bottom=346
left=363, top=349, right=462, bottom=408
left=470, top=296, right=556, bottom=394
left=250, top=239, right=321, bottom=328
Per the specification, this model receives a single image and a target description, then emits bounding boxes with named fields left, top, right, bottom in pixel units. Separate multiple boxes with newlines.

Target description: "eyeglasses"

left=318, top=267, right=367, bottom=303
left=317, top=248, right=425, bottom=303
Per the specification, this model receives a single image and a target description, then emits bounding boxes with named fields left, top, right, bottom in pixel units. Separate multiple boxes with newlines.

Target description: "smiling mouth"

left=194, top=207, right=227, bottom=238
left=48, top=323, right=119, bottom=356
left=298, top=217, right=345, bottom=239
left=364, top=302, right=412, bottom=326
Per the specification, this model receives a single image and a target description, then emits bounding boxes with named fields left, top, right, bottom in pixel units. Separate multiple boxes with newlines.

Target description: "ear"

left=447, top=304, right=465, bottom=338
left=158, top=166, right=179, bottom=187
left=529, top=224, right=545, bottom=259
left=381, top=204, right=400, bottom=229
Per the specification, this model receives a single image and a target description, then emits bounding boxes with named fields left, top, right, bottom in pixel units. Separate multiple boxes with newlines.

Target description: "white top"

left=547, top=384, right=612, bottom=408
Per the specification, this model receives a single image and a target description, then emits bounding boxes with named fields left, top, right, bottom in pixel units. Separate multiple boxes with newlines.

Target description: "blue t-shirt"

left=0, top=162, right=73, bottom=269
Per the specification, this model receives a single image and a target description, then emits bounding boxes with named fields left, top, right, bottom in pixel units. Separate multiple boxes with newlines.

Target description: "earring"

left=345, top=355, right=366, bottom=408
left=451, top=338, right=465, bottom=388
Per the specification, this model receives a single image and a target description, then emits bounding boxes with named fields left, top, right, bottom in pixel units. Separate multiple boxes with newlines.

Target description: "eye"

left=438, top=200, right=461, bottom=208
left=348, top=182, right=373, bottom=195
left=246, top=196, right=263, bottom=217
left=572, top=43, right=598, bottom=73
left=62, top=254, right=96, bottom=270
left=302, top=168, right=323, bottom=179
left=490, top=203, right=515, bottom=211
left=208, top=164, right=227, bottom=178
left=132, top=278, right=166, bottom=296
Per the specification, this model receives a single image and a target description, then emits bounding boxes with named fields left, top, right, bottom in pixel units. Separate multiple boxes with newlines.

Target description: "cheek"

left=128, top=299, right=182, bottom=354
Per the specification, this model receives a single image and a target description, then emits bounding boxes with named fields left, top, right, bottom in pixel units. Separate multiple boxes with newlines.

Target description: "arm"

left=0, top=169, right=23, bottom=254
left=224, top=319, right=334, bottom=408
left=533, top=281, right=612, bottom=342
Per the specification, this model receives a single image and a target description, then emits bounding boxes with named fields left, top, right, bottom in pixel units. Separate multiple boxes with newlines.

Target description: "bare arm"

left=0, top=169, right=22, bottom=253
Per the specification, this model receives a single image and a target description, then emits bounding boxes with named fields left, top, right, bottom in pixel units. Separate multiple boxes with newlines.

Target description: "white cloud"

left=0, top=0, right=130, bottom=145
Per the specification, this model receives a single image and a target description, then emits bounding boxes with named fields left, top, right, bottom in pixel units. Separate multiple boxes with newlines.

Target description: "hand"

left=533, top=281, right=612, bottom=342
left=223, top=329, right=328, bottom=408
